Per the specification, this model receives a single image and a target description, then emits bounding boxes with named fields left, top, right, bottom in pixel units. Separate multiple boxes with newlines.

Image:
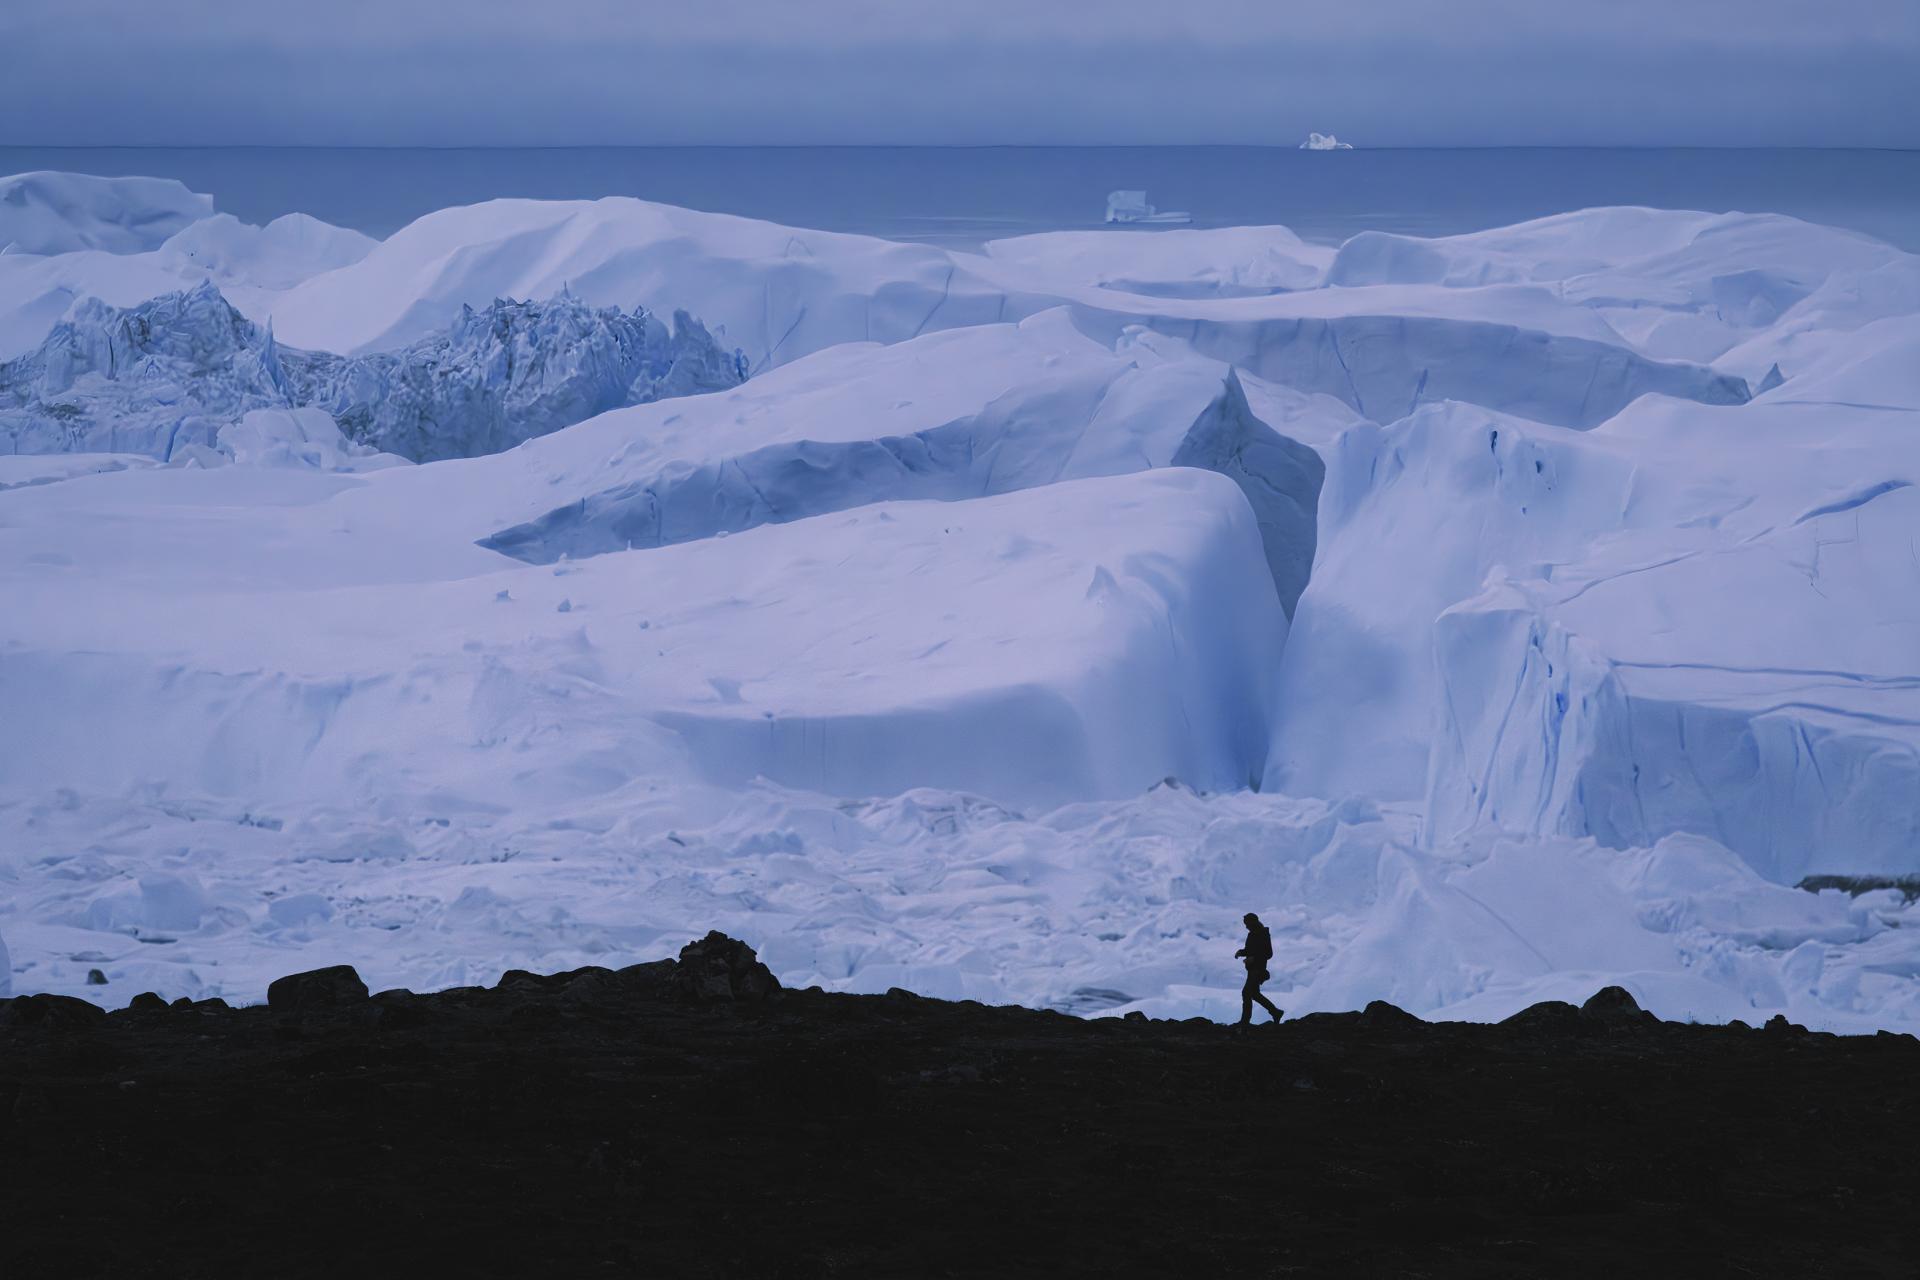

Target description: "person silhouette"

left=1234, top=912, right=1283, bottom=1027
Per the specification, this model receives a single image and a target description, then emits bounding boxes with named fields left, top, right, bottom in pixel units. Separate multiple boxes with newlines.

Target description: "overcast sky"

left=4, top=0, right=1916, bottom=148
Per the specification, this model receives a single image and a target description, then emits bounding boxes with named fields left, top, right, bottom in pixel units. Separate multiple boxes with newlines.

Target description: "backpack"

left=1246, top=923, right=1273, bottom=976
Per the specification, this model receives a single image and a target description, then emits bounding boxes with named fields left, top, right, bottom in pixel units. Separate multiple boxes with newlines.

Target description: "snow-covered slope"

left=4, top=180, right=1918, bottom=1036
left=0, top=171, right=214, bottom=256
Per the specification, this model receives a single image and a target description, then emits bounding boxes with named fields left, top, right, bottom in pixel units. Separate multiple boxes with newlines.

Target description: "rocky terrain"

left=3, top=934, right=1914, bottom=1278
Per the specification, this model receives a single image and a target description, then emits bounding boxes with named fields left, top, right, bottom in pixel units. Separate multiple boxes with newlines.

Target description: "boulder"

left=1582, top=986, right=1653, bottom=1024
left=371, top=990, right=432, bottom=1031
left=128, top=991, right=168, bottom=1012
left=669, top=932, right=781, bottom=1003
left=615, top=959, right=677, bottom=1000
left=1500, top=1000, right=1588, bottom=1032
left=267, top=964, right=370, bottom=1012
left=1359, top=1000, right=1422, bottom=1030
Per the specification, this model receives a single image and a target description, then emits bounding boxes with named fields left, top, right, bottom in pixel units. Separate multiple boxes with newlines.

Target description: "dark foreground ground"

left=3, top=935, right=1915, bottom=1279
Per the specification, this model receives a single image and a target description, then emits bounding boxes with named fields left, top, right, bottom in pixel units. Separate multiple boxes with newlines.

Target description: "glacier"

left=2, top=173, right=1918, bottom=1038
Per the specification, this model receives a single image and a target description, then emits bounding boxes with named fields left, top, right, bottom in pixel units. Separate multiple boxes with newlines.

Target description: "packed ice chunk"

left=1267, top=401, right=1649, bottom=802
left=1299, top=133, right=1353, bottom=151
left=0, top=282, right=746, bottom=461
left=0, top=469, right=1286, bottom=813
left=289, top=297, right=748, bottom=462
left=986, top=225, right=1331, bottom=298
left=212, top=408, right=404, bottom=472
left=1167, top=371, right=1325, bottom=618
left=157, top=213, right=377, bottom=290
left=1290, top=829, right=1893, bottom=1025
left=1324, top=210, right=1904, bottom=365
left=0, top=283, right=291, bottom=458
left=1064, top=298, right=1751, bottom=429
left=267, top=893, right=335, bottom=928
left=0, top=452, right=157, bottom=491
left=474, top=314, right=1339, bottom=617
left=647, top=472, right=1285, bottom=806
left=84, top=871, right=213, bottom=935
left=1425, top=484, right=1920, bottom=883
left=0, top=171, right=215, bottom=256
left=262, top=197, right=1062, bottom=370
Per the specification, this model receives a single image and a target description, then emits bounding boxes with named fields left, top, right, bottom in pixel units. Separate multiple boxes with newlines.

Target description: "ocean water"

left=5, top=146, right=1920, bottom=250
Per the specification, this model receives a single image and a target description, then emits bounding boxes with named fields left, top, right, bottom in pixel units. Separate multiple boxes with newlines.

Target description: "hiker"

left=1234, top=912, right=1283, bottom=1026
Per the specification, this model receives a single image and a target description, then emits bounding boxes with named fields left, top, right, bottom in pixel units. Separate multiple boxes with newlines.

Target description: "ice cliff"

left=0, top=282, right=748, bottom=461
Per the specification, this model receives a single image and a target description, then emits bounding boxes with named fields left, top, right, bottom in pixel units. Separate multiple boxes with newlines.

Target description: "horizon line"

left=4, top=143, right=1918, bottom=155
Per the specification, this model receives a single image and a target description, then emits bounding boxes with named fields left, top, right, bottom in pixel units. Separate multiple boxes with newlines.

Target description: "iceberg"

left=1103, top=190, right=1192, bottom=225
left=0, top=171, right=215, bottom=256
left=1299, top=133, right=1353, bottom=151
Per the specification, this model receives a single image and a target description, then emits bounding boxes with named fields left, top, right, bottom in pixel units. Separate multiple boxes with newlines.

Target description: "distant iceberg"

left=1104, top=190, right=1191, bottom=225
left=1299, top=133, right=1354, bottom=151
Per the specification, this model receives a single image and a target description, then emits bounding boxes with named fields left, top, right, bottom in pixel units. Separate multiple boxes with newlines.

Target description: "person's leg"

left=1239, top=974, right=1255, bottom=1025
left=1254, top=989, right=1282, bottom=1022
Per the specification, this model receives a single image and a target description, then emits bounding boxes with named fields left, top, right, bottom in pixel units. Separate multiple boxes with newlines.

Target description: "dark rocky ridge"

left=2, top=934, right=1914, bottom=1277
